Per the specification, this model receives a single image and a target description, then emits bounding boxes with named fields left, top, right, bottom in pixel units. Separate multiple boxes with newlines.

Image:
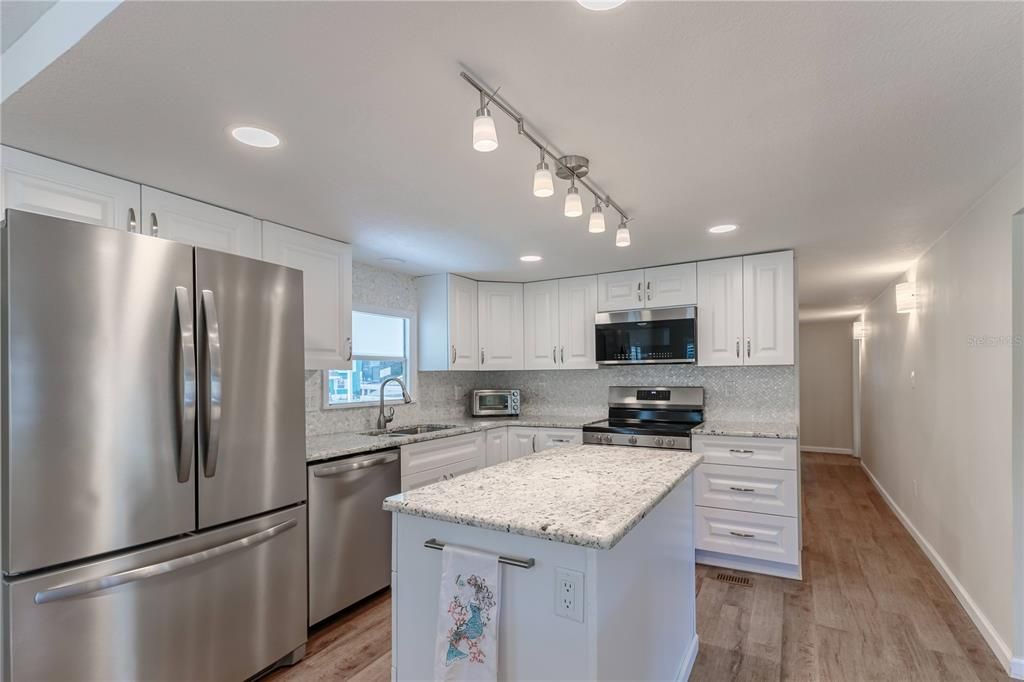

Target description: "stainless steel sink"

left=359, top=424, right=459, bottom=437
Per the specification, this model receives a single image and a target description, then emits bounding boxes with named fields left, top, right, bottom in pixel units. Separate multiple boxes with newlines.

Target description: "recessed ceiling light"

left=230, top=126, right=280, bottom=148
left=708, top=224, right=738, bottom=234
left=577, top=0, right=626, bottom=10
left=520, top=255, right=543, bottom=262
left=378, top=257, right=406, bottom=265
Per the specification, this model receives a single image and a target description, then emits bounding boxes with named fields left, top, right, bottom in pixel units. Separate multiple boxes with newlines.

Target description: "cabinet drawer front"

left=401, top=456, right=480, bottom=491
left=535, top=428, right=582, bottom=451
left=695, top=506, right=799, bottom=565
left=695, top=463, right=798, bottom=517
left=693, top=435, right=797, bottom=470
left=400, top=432, right=485, bottom=476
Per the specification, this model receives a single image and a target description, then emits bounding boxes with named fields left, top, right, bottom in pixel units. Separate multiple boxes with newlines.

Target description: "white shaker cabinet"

left=597, top=269, right=644, bottom=311
left=507, top=427, right=582, bottom=459
left=418, top=274, right=478, bottom=371
left=697, top=257, right=745, bottom=366
left=140, top=186, right=261, bottom=257
left=644, top=263, right=697, bottom=308
left=261, top=221, right=353, bottom=370
left=477, top=282, right=524, bottom=370
left=557, top=275, right=598, bottom=369
left=742, top=251, right=795, bottom=365
left=1, top=146, right=140, bottom=231
left=485, top=427, right=509, bottom=467
left=523, top=280, right=560, bottom=370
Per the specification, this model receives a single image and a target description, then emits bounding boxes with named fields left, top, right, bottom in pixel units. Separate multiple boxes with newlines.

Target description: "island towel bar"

left=423, top=539, right=536, bottom=569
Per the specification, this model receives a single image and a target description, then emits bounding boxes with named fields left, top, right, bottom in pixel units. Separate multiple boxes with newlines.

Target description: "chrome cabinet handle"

left=729, top=486, right=756, bottom=493
left=174, top=286, right=196, bottom=484
left=451, top=345, right=456, bottom=366
left=313, top=452, right=399, bottom=478
left=746, top=338, right=751, bottom=358
left=637, top=281, right=642, bottom=303
left=560, top=346, right=565, bottom=363
left=646, top=281, right=651, bottom=301
left=201, top=290, right=223, bottom=478
left=728, top=448, right=755, bottom=455
left=551, top=438, right=572, bottom=443
left=150, top=212, right=159, bottom=237
left=34, top=519, right=297, bottom=605
left=128, top=207, right=138, bottom=233
left=736, top=338, right=740, bottom=359
left=552, top=346, right=557, bottom=364
left=481, top=348, right=485, bottom=365
left=531, top=434, right=537, bottom=453
left=729, top=531, right=756, bottom=539
left=346, top=337, right=352, bottom=362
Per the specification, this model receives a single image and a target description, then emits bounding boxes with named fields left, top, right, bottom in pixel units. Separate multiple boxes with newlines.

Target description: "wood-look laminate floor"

left=269, top=453, right=1009, bottom=681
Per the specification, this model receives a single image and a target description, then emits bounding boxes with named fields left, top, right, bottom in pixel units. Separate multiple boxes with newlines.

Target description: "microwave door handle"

left=201, top=290, right=223, bottom=478
left=174, top=287, right=196, bottom=483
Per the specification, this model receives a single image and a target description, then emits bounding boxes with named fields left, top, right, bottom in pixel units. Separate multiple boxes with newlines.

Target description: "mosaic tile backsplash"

left=306, top=263, right=797, bottom=436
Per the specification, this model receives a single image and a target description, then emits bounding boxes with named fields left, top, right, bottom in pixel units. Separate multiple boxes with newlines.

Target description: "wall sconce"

left=852, top=321, right=866, bottom=339
left=895, top=281, right=918, bottom=313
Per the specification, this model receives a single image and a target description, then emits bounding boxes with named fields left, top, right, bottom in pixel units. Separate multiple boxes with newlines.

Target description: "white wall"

left=860, top=161, right=1022, bottom=668
left=798, top=319, right=854, bottom=453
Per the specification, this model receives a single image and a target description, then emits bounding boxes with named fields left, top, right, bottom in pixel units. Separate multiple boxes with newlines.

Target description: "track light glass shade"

left=564, top=185, right=583, bottom=217
left=473, top=107, right=498, bottom=152
left=577, top=0, right=626, bottom=9
left=589, top=205, right=606, bottom=233
left=533, top=161, right=554, bottom=197
left=615, top=222, right=631, bottom=247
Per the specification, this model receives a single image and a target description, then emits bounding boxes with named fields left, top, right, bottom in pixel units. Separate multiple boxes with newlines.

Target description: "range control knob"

left=654, top=437, right=664, bottom=446
left=666, top=438, right=676, bottom=447
left=604, top=435, right=613, bottom=444
left=628, top=436, right=638, bottom=445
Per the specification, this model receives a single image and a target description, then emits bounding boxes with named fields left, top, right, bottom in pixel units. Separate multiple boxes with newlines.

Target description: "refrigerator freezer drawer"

left=2, top=505, right=307, bottom=681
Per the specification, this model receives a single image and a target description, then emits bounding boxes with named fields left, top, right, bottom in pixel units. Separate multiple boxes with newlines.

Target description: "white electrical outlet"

left=554, top=567, right=584, bottom=622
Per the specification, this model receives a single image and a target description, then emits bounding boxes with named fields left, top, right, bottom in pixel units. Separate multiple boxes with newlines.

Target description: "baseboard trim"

left=675, top=634, right=699, bottom=681
left=860, top=462, right=1014, bottom=675
left=800, top=445, right=855, bottom=455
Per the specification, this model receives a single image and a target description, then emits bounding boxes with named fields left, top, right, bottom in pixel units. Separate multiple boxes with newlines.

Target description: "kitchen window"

left=324, top=308, right=416, bottom=408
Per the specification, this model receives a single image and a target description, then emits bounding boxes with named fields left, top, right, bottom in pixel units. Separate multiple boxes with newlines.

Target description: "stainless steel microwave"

left=594, top=306, right=697, bottom=365
left=472, top=389, right=521, bottom=417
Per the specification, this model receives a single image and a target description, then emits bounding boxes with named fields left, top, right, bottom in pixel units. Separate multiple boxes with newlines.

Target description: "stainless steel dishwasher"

left=307, top=449, right=400, bottom=626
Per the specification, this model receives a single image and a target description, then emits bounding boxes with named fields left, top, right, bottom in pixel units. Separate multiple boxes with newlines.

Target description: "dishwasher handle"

left=312, top=451, right=399, bottom=478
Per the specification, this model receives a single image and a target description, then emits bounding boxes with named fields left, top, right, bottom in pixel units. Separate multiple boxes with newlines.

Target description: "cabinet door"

left=141, top=186, right=261, bottom=257
left=533, top=429, right=582, bottom=451
left=557, top=276, right=598, bottom=369
left=644, top=263, right=696, bottom=308
left=742, top=251, right=794, bottom=365
left=261, top=221, right=353, bottom=370
left=697, top=257, right=744, bottom=366
left=447, top=275, right=478, bottom=370
left=523, top=280, right=560, bottom=369
left=597, top=269, right=644, bottom=311
left=1, top=146, right=140, bottom=230
left=477, top=282, right=524, bottom=370
left=401, top=456, right=482, bottom=492
left=485, top=428, right=509, bottom=467
left=506, top=428, right=538, bottom=460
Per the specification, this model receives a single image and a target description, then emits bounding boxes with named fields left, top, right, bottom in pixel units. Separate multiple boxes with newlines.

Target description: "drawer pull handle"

left=728, top=449, right=755, bottom=455
left=729, top=531, right=756, bottom=539
left=729, top=486, right=756, bottom=493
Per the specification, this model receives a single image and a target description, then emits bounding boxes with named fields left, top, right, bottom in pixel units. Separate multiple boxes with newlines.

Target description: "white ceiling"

left=2, top=1, right=1020, bottom=318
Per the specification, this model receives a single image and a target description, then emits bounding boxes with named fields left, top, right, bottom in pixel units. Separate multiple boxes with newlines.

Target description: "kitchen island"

left=384, top=444, right=702, bottom=681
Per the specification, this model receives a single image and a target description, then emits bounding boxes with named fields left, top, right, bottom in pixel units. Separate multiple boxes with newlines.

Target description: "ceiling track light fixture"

left=461, top=69, right=633, bottom=247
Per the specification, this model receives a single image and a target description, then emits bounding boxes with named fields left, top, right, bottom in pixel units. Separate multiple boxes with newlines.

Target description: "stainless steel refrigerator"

left=1, top=209, right=308, bottom=680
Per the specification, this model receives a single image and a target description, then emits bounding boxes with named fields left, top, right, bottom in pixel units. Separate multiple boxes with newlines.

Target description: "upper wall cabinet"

left=597, top=264, right=696, bottom=312
left=418, top=274, right=478, bottom=371
left=524, top=276, right=598, bottom=370
left=478, top=282, right=524, bottom=370
left=140, top=187, right=261, bottom=257
left=697, top=251, right=794, bottom=366
left=1, top=146, right=140, bottom=230
left=262, top=221, right=353, bottom=370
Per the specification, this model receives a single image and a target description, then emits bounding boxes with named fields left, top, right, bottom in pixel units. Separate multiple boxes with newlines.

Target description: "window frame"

left=321, top=304, right=417, bottom=410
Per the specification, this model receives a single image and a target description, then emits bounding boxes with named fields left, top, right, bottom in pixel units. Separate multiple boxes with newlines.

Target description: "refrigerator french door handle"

left=201, top=289, right=223, bottom=478
left=175, top=286, right=197, bottom=483
left=32, top=518, right=297, bottom=605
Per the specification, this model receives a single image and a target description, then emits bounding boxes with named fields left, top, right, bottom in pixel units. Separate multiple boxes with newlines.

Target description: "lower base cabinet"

left=400, top=432, right=486, bottom=491
left=507, top=427, right=582, bottom=460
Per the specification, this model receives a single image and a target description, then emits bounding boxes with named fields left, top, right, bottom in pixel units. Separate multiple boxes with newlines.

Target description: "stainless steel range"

left=583, top=386, right=704, bottom=450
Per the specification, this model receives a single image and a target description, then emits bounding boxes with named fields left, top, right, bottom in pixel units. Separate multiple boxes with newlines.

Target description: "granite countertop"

left=306, top=415, right=604, bottom=463
left=382, top=444, right=702, bottom=550
left=691, top=420, right=799, bottom=439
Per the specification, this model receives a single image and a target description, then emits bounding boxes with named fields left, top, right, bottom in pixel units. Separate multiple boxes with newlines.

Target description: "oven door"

left=595, top=306, right=697, bottom=364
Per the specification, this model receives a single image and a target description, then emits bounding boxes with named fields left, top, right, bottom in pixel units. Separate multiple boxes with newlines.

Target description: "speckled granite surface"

left=691, top=421, right=799, bottom=439
left=306, top=415, right=603, bottom=463
left=382, top=444, right=702, bottom=550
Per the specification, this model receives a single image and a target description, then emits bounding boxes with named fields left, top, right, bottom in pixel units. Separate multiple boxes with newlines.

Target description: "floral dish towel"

left=434, top=544, right=501, bottom=681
